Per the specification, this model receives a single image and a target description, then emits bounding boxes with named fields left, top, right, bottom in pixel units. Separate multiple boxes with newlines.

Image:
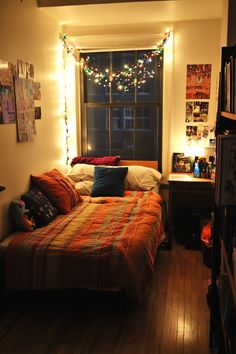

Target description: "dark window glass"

left=87, top=108, right=109, bottom=156
left=84, top=52, right=110, bottom=103
left=111, top=51, right=135, bottom=102
left=136, top=107, right=158, bottom=160
left=111, top=107, right=134, bottom=158
left=81, top=49, right=163, bottom=164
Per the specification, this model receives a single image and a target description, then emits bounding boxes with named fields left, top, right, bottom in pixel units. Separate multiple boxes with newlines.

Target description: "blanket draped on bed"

left=5, top=191, right=165, bottom=301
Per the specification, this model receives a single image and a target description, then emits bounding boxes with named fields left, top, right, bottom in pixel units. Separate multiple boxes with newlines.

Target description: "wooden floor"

left=0, top=241, right=211, bottom=354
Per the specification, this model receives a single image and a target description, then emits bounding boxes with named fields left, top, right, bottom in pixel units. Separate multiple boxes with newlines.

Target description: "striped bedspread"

left=5, top=191, right=165, bottom=301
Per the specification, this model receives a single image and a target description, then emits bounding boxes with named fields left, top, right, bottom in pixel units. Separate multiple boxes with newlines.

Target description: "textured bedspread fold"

left=5, top=191, right=164, bottom=301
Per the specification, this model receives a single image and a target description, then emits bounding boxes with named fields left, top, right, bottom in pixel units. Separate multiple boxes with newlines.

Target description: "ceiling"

left=38, top=0, right=223, bottom=50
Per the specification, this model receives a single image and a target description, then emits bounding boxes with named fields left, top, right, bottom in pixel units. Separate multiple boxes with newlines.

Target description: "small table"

left=168, top=173, right=215, bottom=248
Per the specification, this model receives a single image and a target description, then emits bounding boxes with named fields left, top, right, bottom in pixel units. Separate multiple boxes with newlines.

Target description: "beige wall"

left=0, top=2, right=222, bottom=239
left=0, top=0, right=66, bottom=239
left=167, top=19, right=221, bottom=170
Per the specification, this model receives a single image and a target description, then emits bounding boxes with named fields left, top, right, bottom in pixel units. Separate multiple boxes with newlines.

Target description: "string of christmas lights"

left=61, top=30, right=170, bottom=91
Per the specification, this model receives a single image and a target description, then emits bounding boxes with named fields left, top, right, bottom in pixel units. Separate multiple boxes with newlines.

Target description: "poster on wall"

left=33, top=82, right=41, bottom=100
left=0, top=60, right=16, bottom=124
left=186, top=124, right=215, bottom=146
left=185, top=101, right=209, bottom=122
left=186, top=64, right=212, bottom=99
left=15, top=77, right=36, bottom=141
left=186, top=125, right=197, bottom=143
left=17, top=59, right=34, bottom=80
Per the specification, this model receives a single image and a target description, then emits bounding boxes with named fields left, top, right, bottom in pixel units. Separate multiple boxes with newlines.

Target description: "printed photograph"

left=172, top=153, right=193, bottom=173
left=33, top=82, right=41, bottom=100
left=35, top=106, right=41, bottom=119
left=186, top=125, right=197, bottom=143
left=185, top=101, right=209, bottom=122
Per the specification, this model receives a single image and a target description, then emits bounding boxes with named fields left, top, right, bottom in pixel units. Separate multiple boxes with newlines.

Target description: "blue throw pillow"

left=91, top=167, right=128, bottom=197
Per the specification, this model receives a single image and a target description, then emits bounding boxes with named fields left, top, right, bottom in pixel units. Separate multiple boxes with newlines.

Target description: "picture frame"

left=172, top=153, right=193, bottom=173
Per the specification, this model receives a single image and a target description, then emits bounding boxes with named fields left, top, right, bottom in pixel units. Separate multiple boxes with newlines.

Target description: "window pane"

left=83, top=52, right=110, bottom=103
left=135, top=107, right=158, bottom=160
left=111, top=51, right=135, bottom=102
left=137, top=50, right=160, bottom=102
left=87, top=108, right=109, bottom=156
left=111, top=107, right=134, bottom=159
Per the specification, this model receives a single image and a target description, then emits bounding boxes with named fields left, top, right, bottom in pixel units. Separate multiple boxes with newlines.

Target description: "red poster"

left=186, top=64, right=211, bottom=99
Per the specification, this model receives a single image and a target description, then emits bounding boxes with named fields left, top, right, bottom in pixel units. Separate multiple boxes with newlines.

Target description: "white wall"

left=166, top=19, right=221, bottom=172
left=0, top=0, right=66, bottom=239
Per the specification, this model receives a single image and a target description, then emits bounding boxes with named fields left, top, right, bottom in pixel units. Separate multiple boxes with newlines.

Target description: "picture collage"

left=0, top=58, right=41, bottom=142
left=185, top=64, right=215, bottom=147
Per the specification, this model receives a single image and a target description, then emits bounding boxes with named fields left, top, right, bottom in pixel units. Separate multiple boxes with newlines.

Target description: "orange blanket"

left=5, top=191, right=165, bottom=301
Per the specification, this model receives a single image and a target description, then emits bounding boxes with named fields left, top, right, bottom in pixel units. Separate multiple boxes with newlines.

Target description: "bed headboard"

left=119, top=160, right=158, bottom=170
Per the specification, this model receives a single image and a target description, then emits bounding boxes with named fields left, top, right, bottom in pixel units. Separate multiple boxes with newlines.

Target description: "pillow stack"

left=10, top=168, right=83, bottom=232
left=67, top=163, right=162, bottom=196
left=30, top=169, right=83, bottom=214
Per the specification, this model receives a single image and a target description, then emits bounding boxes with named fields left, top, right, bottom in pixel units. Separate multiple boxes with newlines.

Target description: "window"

left=80, top=50, right=163, bottom=164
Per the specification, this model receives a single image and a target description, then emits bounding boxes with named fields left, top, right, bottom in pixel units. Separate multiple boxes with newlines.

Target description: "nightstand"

left=168, top=173, right=215, bottom=248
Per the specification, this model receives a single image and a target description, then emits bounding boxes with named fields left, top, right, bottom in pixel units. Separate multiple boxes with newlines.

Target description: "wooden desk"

left=168, top=173, right=215, bottom=248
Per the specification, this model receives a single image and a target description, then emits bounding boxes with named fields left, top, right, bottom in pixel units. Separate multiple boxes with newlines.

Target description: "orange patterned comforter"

left=5, top=191, right=165, bottom=301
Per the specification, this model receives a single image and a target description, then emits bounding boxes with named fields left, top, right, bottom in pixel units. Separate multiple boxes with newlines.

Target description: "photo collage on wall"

left=0, top=58, right=41, bottom=142
left=185, top=64, right=215, bottom=147
left=0, top=60, right=16, bottom=124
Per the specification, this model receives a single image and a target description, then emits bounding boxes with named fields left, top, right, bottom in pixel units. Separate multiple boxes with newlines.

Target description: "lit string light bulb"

left=62, top=30, right=170, bottom=92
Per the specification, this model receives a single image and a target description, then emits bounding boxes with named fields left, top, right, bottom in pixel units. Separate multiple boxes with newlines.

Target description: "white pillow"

left=67, top=163, right=95, bottom=182
left=125, top=165, right=162, bottom=191
left=75, top=180, right=93, bottom=195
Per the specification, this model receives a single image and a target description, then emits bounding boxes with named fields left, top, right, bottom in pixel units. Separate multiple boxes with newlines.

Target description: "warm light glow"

left=87, top=144, right=92, bottom=151
left=62, top=30, right=170, bottom=92
left=164, top=31, right=173, bottom=64
left=184, top=145, right=205, bottom=157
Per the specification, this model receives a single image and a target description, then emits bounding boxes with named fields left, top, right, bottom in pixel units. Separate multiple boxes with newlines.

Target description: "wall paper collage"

left=0, top=59, right=41, bottom=142
left=185, top=64, right=215, bottom=147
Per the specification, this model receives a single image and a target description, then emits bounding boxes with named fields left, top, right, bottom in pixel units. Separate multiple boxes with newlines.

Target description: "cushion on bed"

left=125, top=165, right=162, bottom=191
left=21, top=188, right=58, bottom=228
left=74, top=180, right=93, bottom=196
left=91, top=166, right=128, bottom=197
left=30, top=169, right=83, bottom=214
left=71, top=156, right=120, bottom=167
left=67, top=163, right=95, bottom=182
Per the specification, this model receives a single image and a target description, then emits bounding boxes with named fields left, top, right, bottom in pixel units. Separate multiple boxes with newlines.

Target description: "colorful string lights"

left=62, top=30, right=170, bottom=91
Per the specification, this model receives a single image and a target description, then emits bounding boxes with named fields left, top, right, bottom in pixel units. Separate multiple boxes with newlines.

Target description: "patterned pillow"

left=21, top=188, right=58, bottom=228
left=45, top=169, right=82, bottom=206
left=31, top=169, right=83, bottom=214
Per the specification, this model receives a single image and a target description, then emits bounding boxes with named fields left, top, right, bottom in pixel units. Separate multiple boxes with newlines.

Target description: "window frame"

left=79, top=50, right=163, bottom=170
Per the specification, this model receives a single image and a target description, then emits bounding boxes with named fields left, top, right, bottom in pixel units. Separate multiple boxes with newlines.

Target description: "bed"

left=1, top=160, right=165, bottom=301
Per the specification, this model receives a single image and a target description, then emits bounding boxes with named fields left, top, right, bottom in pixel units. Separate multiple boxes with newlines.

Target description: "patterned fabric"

left=5, top=191, right=165, bottom=301
left=21, top=188, right=58, bottom=228
left=45, top=169, right=83, bottom=206
left=71, top=156, right=120, bottom=167
left=31, top=169, right=83, bottom=214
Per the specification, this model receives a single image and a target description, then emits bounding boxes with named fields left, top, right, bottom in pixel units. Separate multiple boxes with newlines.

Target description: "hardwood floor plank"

left=0, top=241, right=211, bottom=354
